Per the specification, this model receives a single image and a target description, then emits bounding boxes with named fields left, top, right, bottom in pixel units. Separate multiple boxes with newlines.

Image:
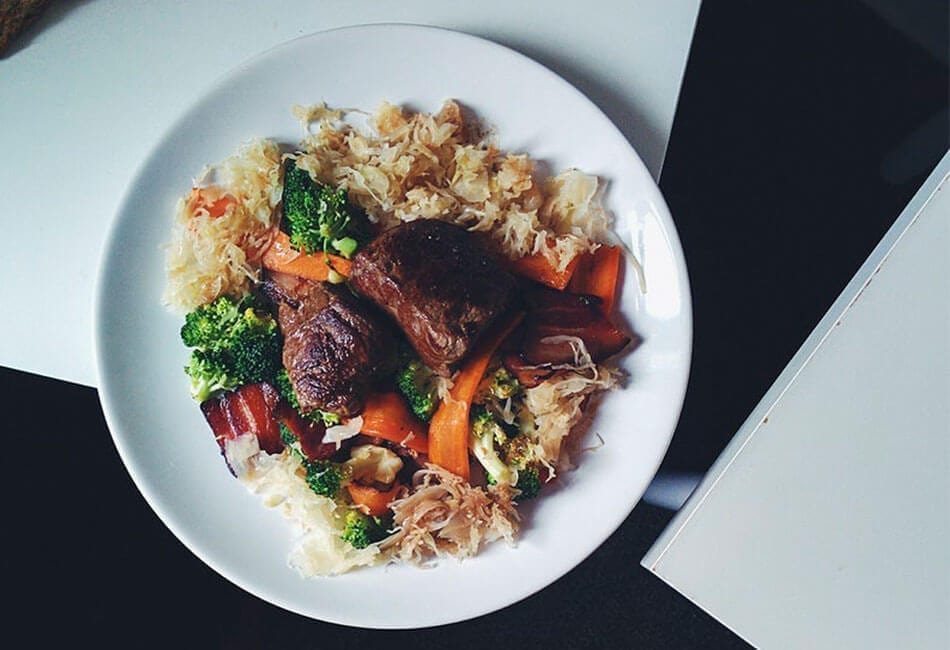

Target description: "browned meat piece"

left=263, top=271, right=396, bottom=417
left=349, top=220, right=518, bottom=376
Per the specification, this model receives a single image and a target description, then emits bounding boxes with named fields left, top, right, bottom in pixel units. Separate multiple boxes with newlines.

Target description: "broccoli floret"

left=275, top=368, right=342, bottom=426
left=275, top=367, right=299, bottom=407
left=470, top=407, right=517, bottom=486
left=395, top=358, right=439, bottom=422
left=514, top=465, right=542, bottom=500
left=228, top=308, right=282, bottom=384
left=303, top=458, right=346, bottom=499
left=472, top=412, right=545, bottom=500
left=180, top=295, right=242, bottom=349
left=500, top=434, right=534, bottom=470
left=341, top=510, right=392, bottom=549
left=472, top=406, right=510, bottom=446
left=489, top=367, right=521, bottom=400
left=185, top=349, right=241, bottom=402
left=282, top=159, right=366, bottom=258
left=279, top=421, right=299, bottom=450
left=180, top=295, right=282, bottom=401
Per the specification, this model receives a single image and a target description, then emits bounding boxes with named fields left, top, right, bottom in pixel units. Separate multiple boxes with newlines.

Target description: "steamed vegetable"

left=181, top=295, right=282, bottom=401
left=470, top=406, right=544, bottom=500
left=395, top=356, right=439, bottom=422
left=359, top=392, right=430, bottom=453
left=568, top=245, right=623, bottom=315
left=428, top=311, right=524, bottom=481
left=508, top=239, right=582, bottom=290
left=261, top=230, right=353, bottom=283
left=346, top=482, right=403, bottom=517
left=281, top=159, right=367, bottom=258
left=304, top=459, right=347, bottom=499
left=341, top=510, right=392, bottom=549
left=470, top=407, right=517, bottom=486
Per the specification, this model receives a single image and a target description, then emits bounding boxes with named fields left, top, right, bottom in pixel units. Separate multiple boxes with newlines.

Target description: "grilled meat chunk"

left=263, top=271, right=396, bottom=417
left=349, top=219, right=518, bottom=376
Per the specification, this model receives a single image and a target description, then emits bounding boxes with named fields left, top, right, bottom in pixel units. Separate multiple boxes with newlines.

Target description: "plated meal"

left=162, top=99, right=639, bottom=576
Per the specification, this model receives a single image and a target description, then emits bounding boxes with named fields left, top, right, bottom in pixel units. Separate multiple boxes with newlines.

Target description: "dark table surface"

left=4, top=2, right=947, bottom=648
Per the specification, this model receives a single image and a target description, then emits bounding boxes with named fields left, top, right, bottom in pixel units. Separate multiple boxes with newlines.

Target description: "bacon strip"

left=200, top=383, right=284, bottom=458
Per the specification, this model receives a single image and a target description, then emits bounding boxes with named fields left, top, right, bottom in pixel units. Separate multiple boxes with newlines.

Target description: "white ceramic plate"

left=94, top=24, right=691, bottom=629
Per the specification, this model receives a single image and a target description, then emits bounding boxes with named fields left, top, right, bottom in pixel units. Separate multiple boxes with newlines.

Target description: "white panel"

left=645, top=153, right=950, bottom=649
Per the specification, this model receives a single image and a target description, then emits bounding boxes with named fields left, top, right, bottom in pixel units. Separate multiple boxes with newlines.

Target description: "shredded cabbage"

left=384, top=464, right=519, bottom=565
left=292, top=100, right=608, bottom=271
left=163, top=139, right=282, bottom=311
left=238, top=450, right=382, bottom=576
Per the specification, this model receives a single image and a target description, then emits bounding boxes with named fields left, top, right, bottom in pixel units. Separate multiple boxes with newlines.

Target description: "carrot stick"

left=568, top=245, right=623, bottom=315
left=508, top=239, right=581, bottom=290
left=187, top=187, right=236, bottom=219
left=427, top=311, right=524, bottom=481
left=347, top=482, right=403, bottom=516
left=261, top=230, right=353, bottom=281
left=359, top=392, right=429, bottom=454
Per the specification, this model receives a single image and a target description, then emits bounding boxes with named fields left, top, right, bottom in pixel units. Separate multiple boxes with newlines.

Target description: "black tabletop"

left=4, top=2, right=947, bottom=648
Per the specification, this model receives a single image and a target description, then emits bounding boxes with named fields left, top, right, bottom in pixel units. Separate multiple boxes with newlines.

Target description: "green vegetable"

left=275, top=368, right=341, bottom=426
left=489, top=367, right=521, bottom=400
left=279, top=423, right=348, bottom=498
left=341, top=510, right=392, bottom=549
left=282, top=159, right=366, bottom=258
left=304, top=459, right=347, bottom=499
left=181, top=295, right=282, bottom=401
left=395, top=357, right=439, bottom=422
left=470, top=406, right=544, bottom=501
left=513, top=466, right=542, bottom=500
left=470, top=407, right=517, bottom=487
left=279, top=421, right=300, bottom=452
left=180, top=293, right=247, bottom=349
left=185, top=349, right=241, bottom=403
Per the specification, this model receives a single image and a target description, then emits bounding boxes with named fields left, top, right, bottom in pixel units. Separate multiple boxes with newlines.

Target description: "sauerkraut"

left=292, top=100, right=609, bottom=273
left=383, top=464, right=520, bottom=565
left=237, top=443, right=382, bottom=576
left=163, top=139, right=282, bottom=311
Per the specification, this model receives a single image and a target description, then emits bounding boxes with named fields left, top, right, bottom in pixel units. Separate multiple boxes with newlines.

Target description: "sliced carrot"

left=508, top=238, right=581, bottom=290
left=261, top=230, right=353, bottom=281
left=347, top=482, right=403, bottom=516
left=187, top=187, right=236, bottom=219
left=360, top=392, right=429, bottom=454
left=427, top=311, right=525, bottom=481
left=568, top=245, right=623, bottom=315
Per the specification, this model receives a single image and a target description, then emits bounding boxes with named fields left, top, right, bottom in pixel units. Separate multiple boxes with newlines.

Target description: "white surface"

left=94, top=25, right=693, bottom=628
left=0, top=0, right=699, bottom=387
left=643, top=152, right=950, bottom=649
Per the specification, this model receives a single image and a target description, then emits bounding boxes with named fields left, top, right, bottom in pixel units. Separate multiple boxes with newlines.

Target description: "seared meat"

left=263, top=271, right=396, bottom=417
left=349, top=220, right=518, bottom=376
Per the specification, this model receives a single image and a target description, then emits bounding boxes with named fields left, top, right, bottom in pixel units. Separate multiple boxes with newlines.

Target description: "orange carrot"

left=347, top=482, right=403, bottom=516
left=359, top=392, right=429, bottom=454
left=568, top=245, right=623, bottom=315
left=427, top=311, right=525, bottom=481
left=261, top=230, right=353, bottom=281
left=187, top=187, right=236, bottom=219
left=508, top=239, right=581, bottom=290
